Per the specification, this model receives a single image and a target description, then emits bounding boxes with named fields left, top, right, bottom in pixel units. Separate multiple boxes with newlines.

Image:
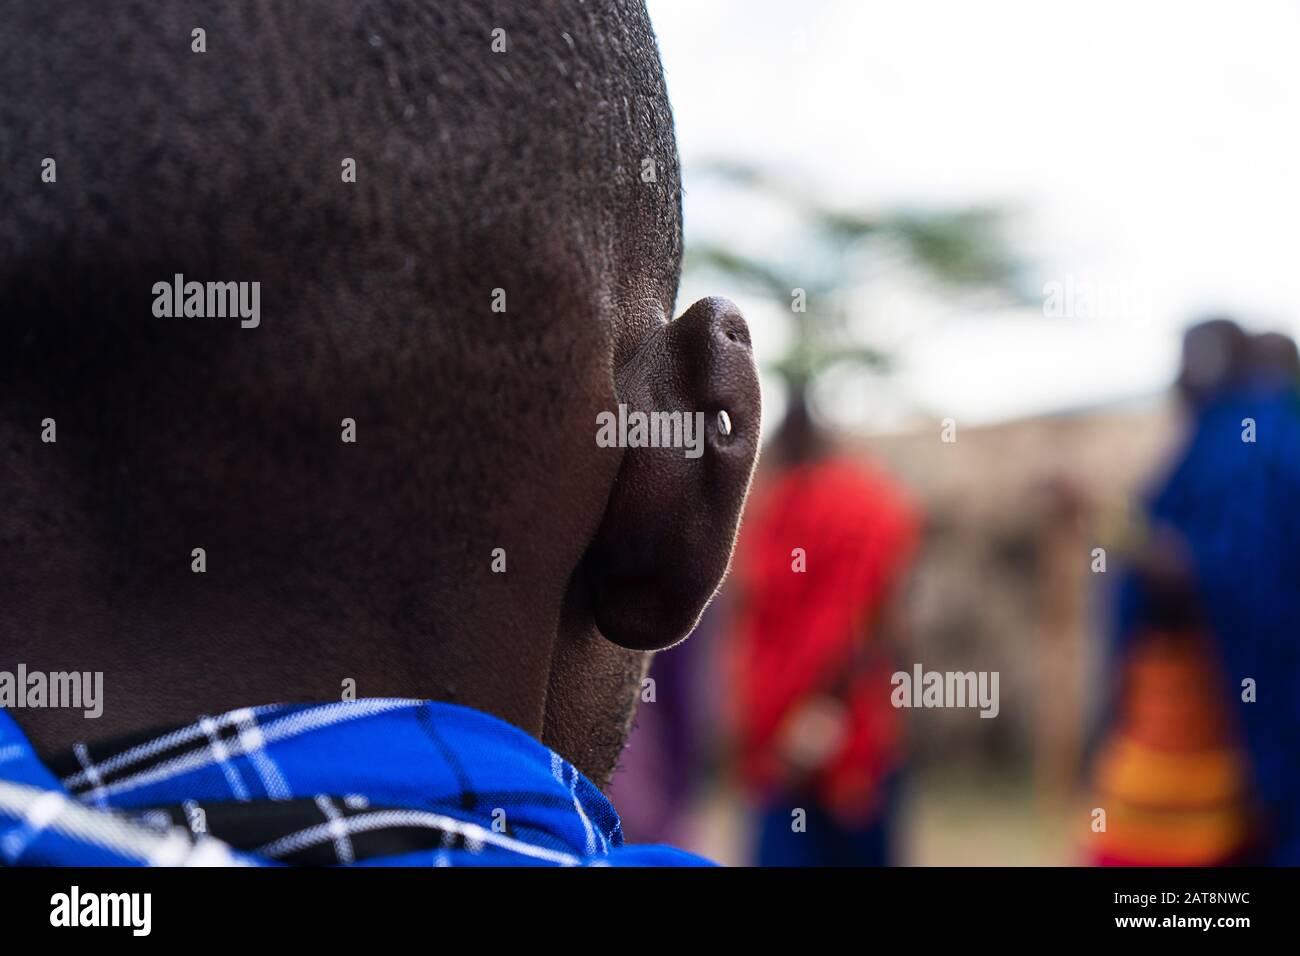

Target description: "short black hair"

left=0, top=0, right=681, bottom=600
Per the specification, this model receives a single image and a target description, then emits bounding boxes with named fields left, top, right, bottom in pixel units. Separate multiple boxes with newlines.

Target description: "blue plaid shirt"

left=0, top=699, right=712, bottom=866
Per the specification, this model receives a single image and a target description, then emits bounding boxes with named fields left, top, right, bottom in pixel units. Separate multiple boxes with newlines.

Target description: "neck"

left=1, top=564, right=556, bottom=759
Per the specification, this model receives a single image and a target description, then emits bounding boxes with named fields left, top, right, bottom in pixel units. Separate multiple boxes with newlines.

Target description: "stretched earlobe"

left=584, top=297, right=761, bottom=651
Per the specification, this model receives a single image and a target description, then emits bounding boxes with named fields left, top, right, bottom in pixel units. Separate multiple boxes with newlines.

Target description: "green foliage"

left=684, top=162, right=1020, bottom=395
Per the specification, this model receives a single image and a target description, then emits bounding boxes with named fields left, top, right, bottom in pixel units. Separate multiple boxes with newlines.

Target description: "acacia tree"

left=684, top=162, right=1023, bottom=428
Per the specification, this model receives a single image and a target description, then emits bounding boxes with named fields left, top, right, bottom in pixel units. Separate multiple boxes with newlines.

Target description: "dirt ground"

left=682, top=769, right=1079, bottom=866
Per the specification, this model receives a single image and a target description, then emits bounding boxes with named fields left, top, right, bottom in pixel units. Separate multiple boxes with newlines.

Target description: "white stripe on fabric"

left=73, top=742, right=109, bottom=808
left=567, top=761, right=599, bottom=856
left=252, top=808, right=582, bottom=866
left=72, top=699, right=424, bottom=803
left=60, top=698, right=422, bottom=792
left=60, top=714, right=230, bottom=790
left=234, top=708, right=291, bottom=800
left=0, top=781, right=250, bottom=867
left=314, top=795, right=355, bottom=864
left=199, top=715, right=251, bottom=801
left=549, top=750, right=600, bottom=853
left=2, top=790, right=67, bottom=861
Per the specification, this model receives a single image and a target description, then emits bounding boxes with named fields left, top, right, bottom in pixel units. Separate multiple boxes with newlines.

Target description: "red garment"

left=732, top=456, right=920, bottom=821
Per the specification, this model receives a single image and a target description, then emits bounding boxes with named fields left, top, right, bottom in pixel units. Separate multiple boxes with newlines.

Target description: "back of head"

left=1246, top=331, right=1300, bottom=392
left=1, top=2, right=763, bottom=783
left=1, top=0, right=679, bottom=613
left=1176, top=316, right=1248, bottom=407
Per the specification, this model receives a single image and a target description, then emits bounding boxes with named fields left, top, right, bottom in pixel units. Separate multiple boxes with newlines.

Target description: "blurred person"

left=0, top=0, right=762, bottom=866
left=1247, top=330, right=1300, bottom=392
left=607, top=601, right=722, bottom=847
left=731, top=394, right=920, bottom=866
left=1090, top=318, right=1300, bottom=865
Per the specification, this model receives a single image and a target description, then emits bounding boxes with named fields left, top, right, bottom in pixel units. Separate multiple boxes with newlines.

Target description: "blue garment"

left=0, top=698, right=713, bottom=866
left=756, top=779, right=897, bottom=867
left=1114, top=385, right=1300, bottom=864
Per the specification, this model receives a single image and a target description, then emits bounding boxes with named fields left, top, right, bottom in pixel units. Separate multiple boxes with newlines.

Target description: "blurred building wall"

left=853, top=398, right=1183, bottom=781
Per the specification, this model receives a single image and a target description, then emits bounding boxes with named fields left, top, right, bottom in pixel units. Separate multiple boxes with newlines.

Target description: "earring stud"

left=717, top=410, right=732, bottom=436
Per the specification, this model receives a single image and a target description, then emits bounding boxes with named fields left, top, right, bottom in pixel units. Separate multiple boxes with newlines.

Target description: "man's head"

left=1246, top=331, right=1300, bottom=391
left=0, top=1, right=760, bottom=787
left=1176, top=316, right=1248, bottom=407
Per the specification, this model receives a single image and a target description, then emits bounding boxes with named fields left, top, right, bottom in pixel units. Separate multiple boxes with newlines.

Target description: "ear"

left=583, top=296, right=761, bottom=651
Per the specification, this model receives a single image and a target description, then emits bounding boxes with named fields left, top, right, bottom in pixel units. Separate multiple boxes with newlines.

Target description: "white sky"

left=648, top=0, right=1300, bottom=429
